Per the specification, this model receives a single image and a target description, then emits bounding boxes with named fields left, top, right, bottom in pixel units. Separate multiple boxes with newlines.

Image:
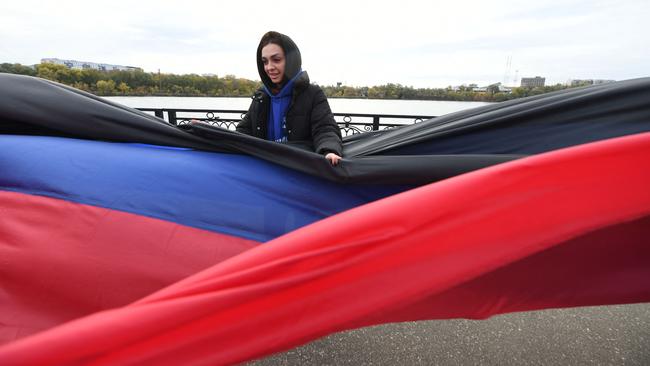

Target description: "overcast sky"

left=1, top=0, right=648, bottom=88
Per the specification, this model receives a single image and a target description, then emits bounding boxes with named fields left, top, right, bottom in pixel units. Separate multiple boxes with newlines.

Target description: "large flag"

left=1, top=74, right=649, bottom=364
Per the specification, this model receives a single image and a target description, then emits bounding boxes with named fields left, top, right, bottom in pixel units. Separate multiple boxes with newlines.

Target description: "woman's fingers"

left=325, top=153, right=341, bottom=166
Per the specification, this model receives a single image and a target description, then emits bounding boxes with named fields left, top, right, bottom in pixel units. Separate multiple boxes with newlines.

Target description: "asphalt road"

left=250, top=303, right=650, bottom=365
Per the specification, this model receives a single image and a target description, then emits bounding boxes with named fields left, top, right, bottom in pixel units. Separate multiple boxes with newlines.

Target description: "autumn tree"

left=96, top=80, right=116, bottom=95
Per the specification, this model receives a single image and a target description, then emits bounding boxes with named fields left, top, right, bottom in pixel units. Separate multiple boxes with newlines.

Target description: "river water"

left=104, top=96, right=490, bottom=117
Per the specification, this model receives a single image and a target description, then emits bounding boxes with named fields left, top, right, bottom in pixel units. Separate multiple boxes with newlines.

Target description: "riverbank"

left=2, top=62, right=578, bottom=103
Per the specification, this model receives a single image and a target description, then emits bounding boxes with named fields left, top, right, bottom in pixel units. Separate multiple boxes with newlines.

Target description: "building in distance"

left=41, top=58, right=142, bottom=72
left=569, top=79, right=616, bottom=87
left=520, top=76, right=546, bottom=88
left=451, top=83, right=511, bottom=93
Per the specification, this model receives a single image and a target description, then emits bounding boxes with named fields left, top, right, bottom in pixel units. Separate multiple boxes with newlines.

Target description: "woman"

left=236, top=31, right=342, bottom=166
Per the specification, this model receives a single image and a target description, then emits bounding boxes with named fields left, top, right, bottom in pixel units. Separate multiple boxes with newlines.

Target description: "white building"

left=41, top=58, right=142, bottom=72
left=473, top=83, right=512, bottom=93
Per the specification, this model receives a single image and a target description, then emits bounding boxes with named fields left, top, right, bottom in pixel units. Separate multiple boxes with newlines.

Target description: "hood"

left=262, top=70, right=304, bottom=99
left=256, top=31, right=302, bottom=91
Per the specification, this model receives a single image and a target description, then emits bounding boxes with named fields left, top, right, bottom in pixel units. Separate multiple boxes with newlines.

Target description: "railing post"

left=168, top=110, right=177, bottom=125
left=372, top=116, right=380, bottom=131
left=153, top=109, right=164, bottom=119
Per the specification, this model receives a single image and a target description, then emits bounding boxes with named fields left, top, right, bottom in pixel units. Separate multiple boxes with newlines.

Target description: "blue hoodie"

left=263, top=70, right=303, bottom=142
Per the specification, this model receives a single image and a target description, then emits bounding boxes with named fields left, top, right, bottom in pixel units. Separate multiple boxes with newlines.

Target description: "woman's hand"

left=325, top=153, right=342, bottom=166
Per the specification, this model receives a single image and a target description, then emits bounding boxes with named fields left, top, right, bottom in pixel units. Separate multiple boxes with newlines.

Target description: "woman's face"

left=261, top=43, right=286, bottom=85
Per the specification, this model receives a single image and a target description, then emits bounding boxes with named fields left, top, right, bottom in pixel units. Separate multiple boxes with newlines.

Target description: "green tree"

left=0, top=63, right=36, bottom=76
left=36, top=63, right=70, bottom=82
left=117, top=82, right=130, bottom=94
left=80, top=69, right=102, bottom=90
left=96, top=80, right=116, bottom=95
left=342, top=86, right=358, bottom=97
left=72, top=81, right=91, bottom=92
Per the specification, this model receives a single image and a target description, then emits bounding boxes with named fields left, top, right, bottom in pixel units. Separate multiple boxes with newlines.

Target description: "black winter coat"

left=236, top=72, right=343, bottom=156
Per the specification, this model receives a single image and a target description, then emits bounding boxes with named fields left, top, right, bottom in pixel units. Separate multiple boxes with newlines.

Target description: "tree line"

left=2, top=62, right=575, bottom=102
left=320, top=83, right=570, bottom=102
left=1, top=62, right=260, bottom=97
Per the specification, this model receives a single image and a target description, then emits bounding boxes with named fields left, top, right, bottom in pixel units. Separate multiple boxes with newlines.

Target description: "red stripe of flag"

left=1, top=133, right=649, bottom=365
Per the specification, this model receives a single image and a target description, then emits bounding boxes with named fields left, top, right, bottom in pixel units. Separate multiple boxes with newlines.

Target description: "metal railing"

left=137, top=108, right=435, bottom=137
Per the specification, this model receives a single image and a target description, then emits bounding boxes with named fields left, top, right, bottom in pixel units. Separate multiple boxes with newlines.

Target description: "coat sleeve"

left=236, top=99, right=256, bottom=136
left=310, top=87, right=343, bottom=156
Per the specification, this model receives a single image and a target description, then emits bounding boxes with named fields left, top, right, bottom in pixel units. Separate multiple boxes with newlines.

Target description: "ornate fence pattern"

left=138, top=108, right=435, bottom=137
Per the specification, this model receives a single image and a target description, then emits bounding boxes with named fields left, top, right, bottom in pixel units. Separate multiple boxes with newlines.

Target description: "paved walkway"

left=252, top=303, right=650, bottom=365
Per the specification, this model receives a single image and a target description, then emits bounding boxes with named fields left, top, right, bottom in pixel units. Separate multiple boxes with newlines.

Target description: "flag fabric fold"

left=1, top=74, right=649, bottom=364
left=1, top=132, right=648, bottom=365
